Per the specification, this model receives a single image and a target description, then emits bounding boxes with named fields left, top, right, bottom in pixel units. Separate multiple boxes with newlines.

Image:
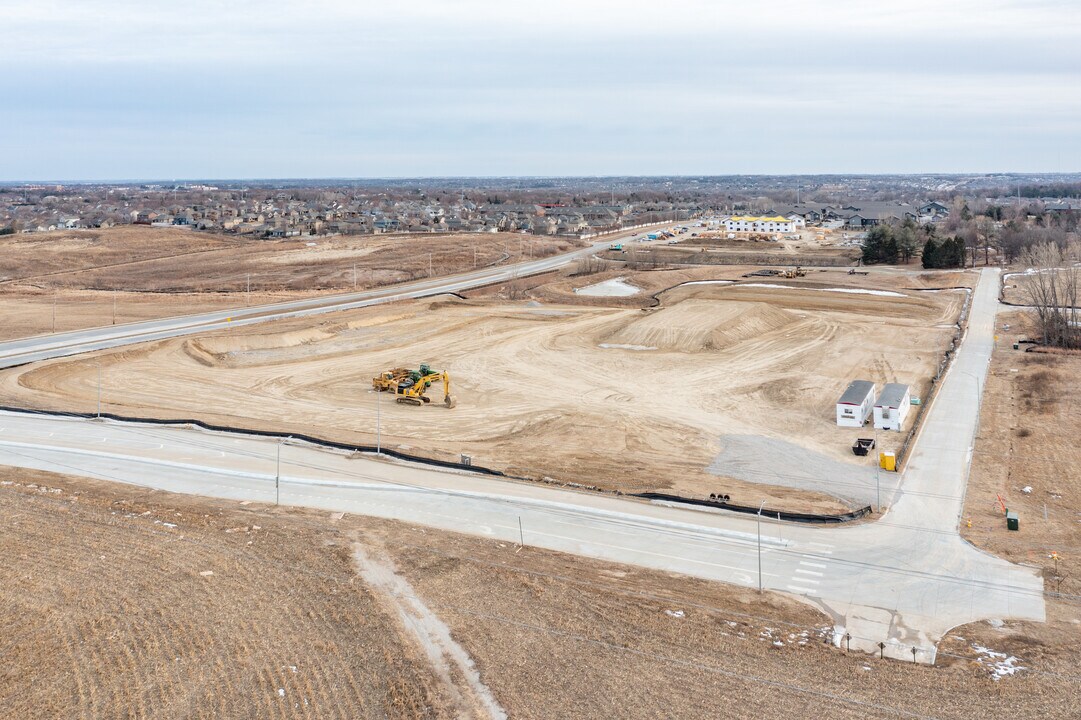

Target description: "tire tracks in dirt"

left=353, top=534, right=507, bottom=720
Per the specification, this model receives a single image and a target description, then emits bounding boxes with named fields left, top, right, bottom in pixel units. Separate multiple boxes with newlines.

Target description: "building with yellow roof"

left=723, top=215, right=797, bottom=234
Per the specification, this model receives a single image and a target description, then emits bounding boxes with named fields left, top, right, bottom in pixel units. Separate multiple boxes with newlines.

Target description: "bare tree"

left=1020, top=241, right=1080, bottom=348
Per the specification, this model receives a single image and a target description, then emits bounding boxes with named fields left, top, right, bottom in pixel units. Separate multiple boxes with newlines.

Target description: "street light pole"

left=96, top=363, right=102, bottom=418
left=275, top=438, right=282, bottom=505
left=757, top=500, right=765, bottom=593
left=376, top=388, right=381, bottom=454
left=875, top=426, right=881, bottom=512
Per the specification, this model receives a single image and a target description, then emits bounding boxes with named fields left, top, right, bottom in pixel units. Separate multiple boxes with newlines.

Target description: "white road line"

left=799, top=560, right=827, bottom=569
left=786, top=585, right=818, bottom=594
left=795, top=569, right=824, bottom=577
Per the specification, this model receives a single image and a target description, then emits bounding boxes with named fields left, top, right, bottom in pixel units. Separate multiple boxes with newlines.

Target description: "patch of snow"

left=738, top=283, right=906, bottom=297
left=972, top=644, right=1027, bottom=679
left=598, top=343, right=657, bottom=351
left=199, top=571, right=214, bottom=577
left=278, top=688, right=285, bottom=698
left=575, top=277, right=641, bottom=297
left=773, top=640, right=784, bottom=647
left=665, top=609, right=685, bottom=618
left=1022, top=486, right=1032, bottom=494
left=684, top=280, right=735, bottom=286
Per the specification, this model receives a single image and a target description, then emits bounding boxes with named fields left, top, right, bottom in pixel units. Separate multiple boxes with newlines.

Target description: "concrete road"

left=0, top=226, right=663, bottom=369
left=0, top=269, right=1045, bottom=664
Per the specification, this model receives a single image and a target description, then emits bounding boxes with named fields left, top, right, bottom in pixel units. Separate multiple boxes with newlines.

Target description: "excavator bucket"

left=443, top=395, right=457, bottom=409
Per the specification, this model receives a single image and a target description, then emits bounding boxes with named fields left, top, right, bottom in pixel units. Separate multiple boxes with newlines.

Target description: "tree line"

left=860, top=220, right=968, bottom=268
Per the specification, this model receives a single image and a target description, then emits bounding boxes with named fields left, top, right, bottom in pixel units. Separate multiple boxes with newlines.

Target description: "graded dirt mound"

left=602, top=299, right=798, bottom=353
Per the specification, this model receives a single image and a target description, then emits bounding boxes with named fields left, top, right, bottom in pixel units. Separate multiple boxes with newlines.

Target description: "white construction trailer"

left=874, top=383, right=911, bottom=431
left=836, top=380, right=875, bottom=427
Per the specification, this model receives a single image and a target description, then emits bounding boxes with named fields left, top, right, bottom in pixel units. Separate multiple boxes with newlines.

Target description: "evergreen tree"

left=861, top=225, right=899, bottom=265
left=922, top=237, right=939, bottom=269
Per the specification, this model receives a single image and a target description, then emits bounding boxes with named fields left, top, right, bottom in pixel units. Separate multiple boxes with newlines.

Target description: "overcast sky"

left=1, top=0, right=1078, bottom=180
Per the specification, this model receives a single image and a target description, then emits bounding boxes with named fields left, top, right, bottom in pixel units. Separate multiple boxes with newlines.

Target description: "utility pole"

left=353, top=263, right=357, bottom=291
left=473, top=246, right=477, bottom=268
left=246, top=273, right=251, bottom=305
left=429, top=252, right=433, bottom=278
left=52, top=292, right=57, bottom=333
left=96, top=363, right=102, bottom=418
left=376, top=388, right=381, bottom=454
left=112, top=290, right=117, bottom=325
left=757, top=500, right=765, bottom=592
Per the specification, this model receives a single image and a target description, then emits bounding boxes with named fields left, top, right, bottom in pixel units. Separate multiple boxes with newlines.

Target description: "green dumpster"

left=1006, top=511, right=1019, bottom=531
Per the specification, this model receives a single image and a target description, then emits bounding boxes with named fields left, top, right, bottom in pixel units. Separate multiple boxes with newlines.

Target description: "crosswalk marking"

left=795, top=569, right=823, bottom=578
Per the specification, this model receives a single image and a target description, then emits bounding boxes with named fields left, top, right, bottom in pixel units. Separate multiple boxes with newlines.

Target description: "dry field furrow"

left=0, top=473, right=451, bottom=720
left=2, top=469, right=1078, bottom=719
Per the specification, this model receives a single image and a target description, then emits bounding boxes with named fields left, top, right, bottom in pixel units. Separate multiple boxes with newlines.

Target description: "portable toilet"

left=1006, top=511, right=1019, bottom=531
left=879, top=452, right=897, bottom=472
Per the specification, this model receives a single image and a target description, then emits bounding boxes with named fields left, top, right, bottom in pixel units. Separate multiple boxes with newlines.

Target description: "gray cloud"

left=0, top=0, right=1077, bottom=179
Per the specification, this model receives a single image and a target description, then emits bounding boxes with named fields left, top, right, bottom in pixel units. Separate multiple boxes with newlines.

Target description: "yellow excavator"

left=375, top=363, right=456, bottom=408
left=395, top=367, right=454, bottom=406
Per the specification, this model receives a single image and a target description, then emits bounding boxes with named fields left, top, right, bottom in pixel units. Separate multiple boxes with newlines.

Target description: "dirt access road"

left=2, top=469, right=1075, bottom=719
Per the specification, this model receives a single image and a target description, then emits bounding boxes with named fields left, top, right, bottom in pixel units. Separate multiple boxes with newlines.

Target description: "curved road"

left=0, top=230, right=654, bottom=369
left=0, top=265, right=1045, bottom=663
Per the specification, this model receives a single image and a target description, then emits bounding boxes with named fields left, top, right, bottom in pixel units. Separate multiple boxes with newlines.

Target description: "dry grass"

left=964, top=312, right=1081, bottom=597
left=954, top=310, right=1081, bottom=682
left=0, top=227, right=584, bottom=342
left=1, top=227, right=581, bottom=294
left=3, top=468, right=1078, bottom=719
left=0, top=469, right=449, bottom=719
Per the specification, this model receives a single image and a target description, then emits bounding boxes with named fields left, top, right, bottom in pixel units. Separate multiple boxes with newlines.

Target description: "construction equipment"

left=394, top=365, right=456, bottom=408
left=782, top=266, right=806, bottom=279
left=372, top=367, right=411, bottom=392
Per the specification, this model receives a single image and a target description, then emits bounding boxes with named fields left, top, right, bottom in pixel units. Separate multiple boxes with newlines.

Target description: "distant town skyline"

left=2, top=0, right=1079, bottom=181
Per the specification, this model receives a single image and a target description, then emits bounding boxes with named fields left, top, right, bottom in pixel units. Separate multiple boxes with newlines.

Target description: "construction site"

left=0, top=258, right=966, bottom=513
left=1, top=225, right=1077, bottom=720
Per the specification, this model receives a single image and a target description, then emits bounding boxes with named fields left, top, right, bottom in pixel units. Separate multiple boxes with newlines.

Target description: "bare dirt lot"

left=0, top=226, right=583, bottom=341
left=0, top=269, right=966, bottom=512
left=2, top=468, right=1078, bottom=719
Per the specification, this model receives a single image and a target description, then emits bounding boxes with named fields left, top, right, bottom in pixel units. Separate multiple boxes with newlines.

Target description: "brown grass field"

left=1, top=468, right=1078, bottom=719
left=0, top=226, right=583, bottom=341
left=959, top=309, right=1081, bottom=687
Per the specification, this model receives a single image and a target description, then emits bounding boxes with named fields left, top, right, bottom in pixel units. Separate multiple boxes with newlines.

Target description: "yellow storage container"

left=879, top=452, right=897, bottom=472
